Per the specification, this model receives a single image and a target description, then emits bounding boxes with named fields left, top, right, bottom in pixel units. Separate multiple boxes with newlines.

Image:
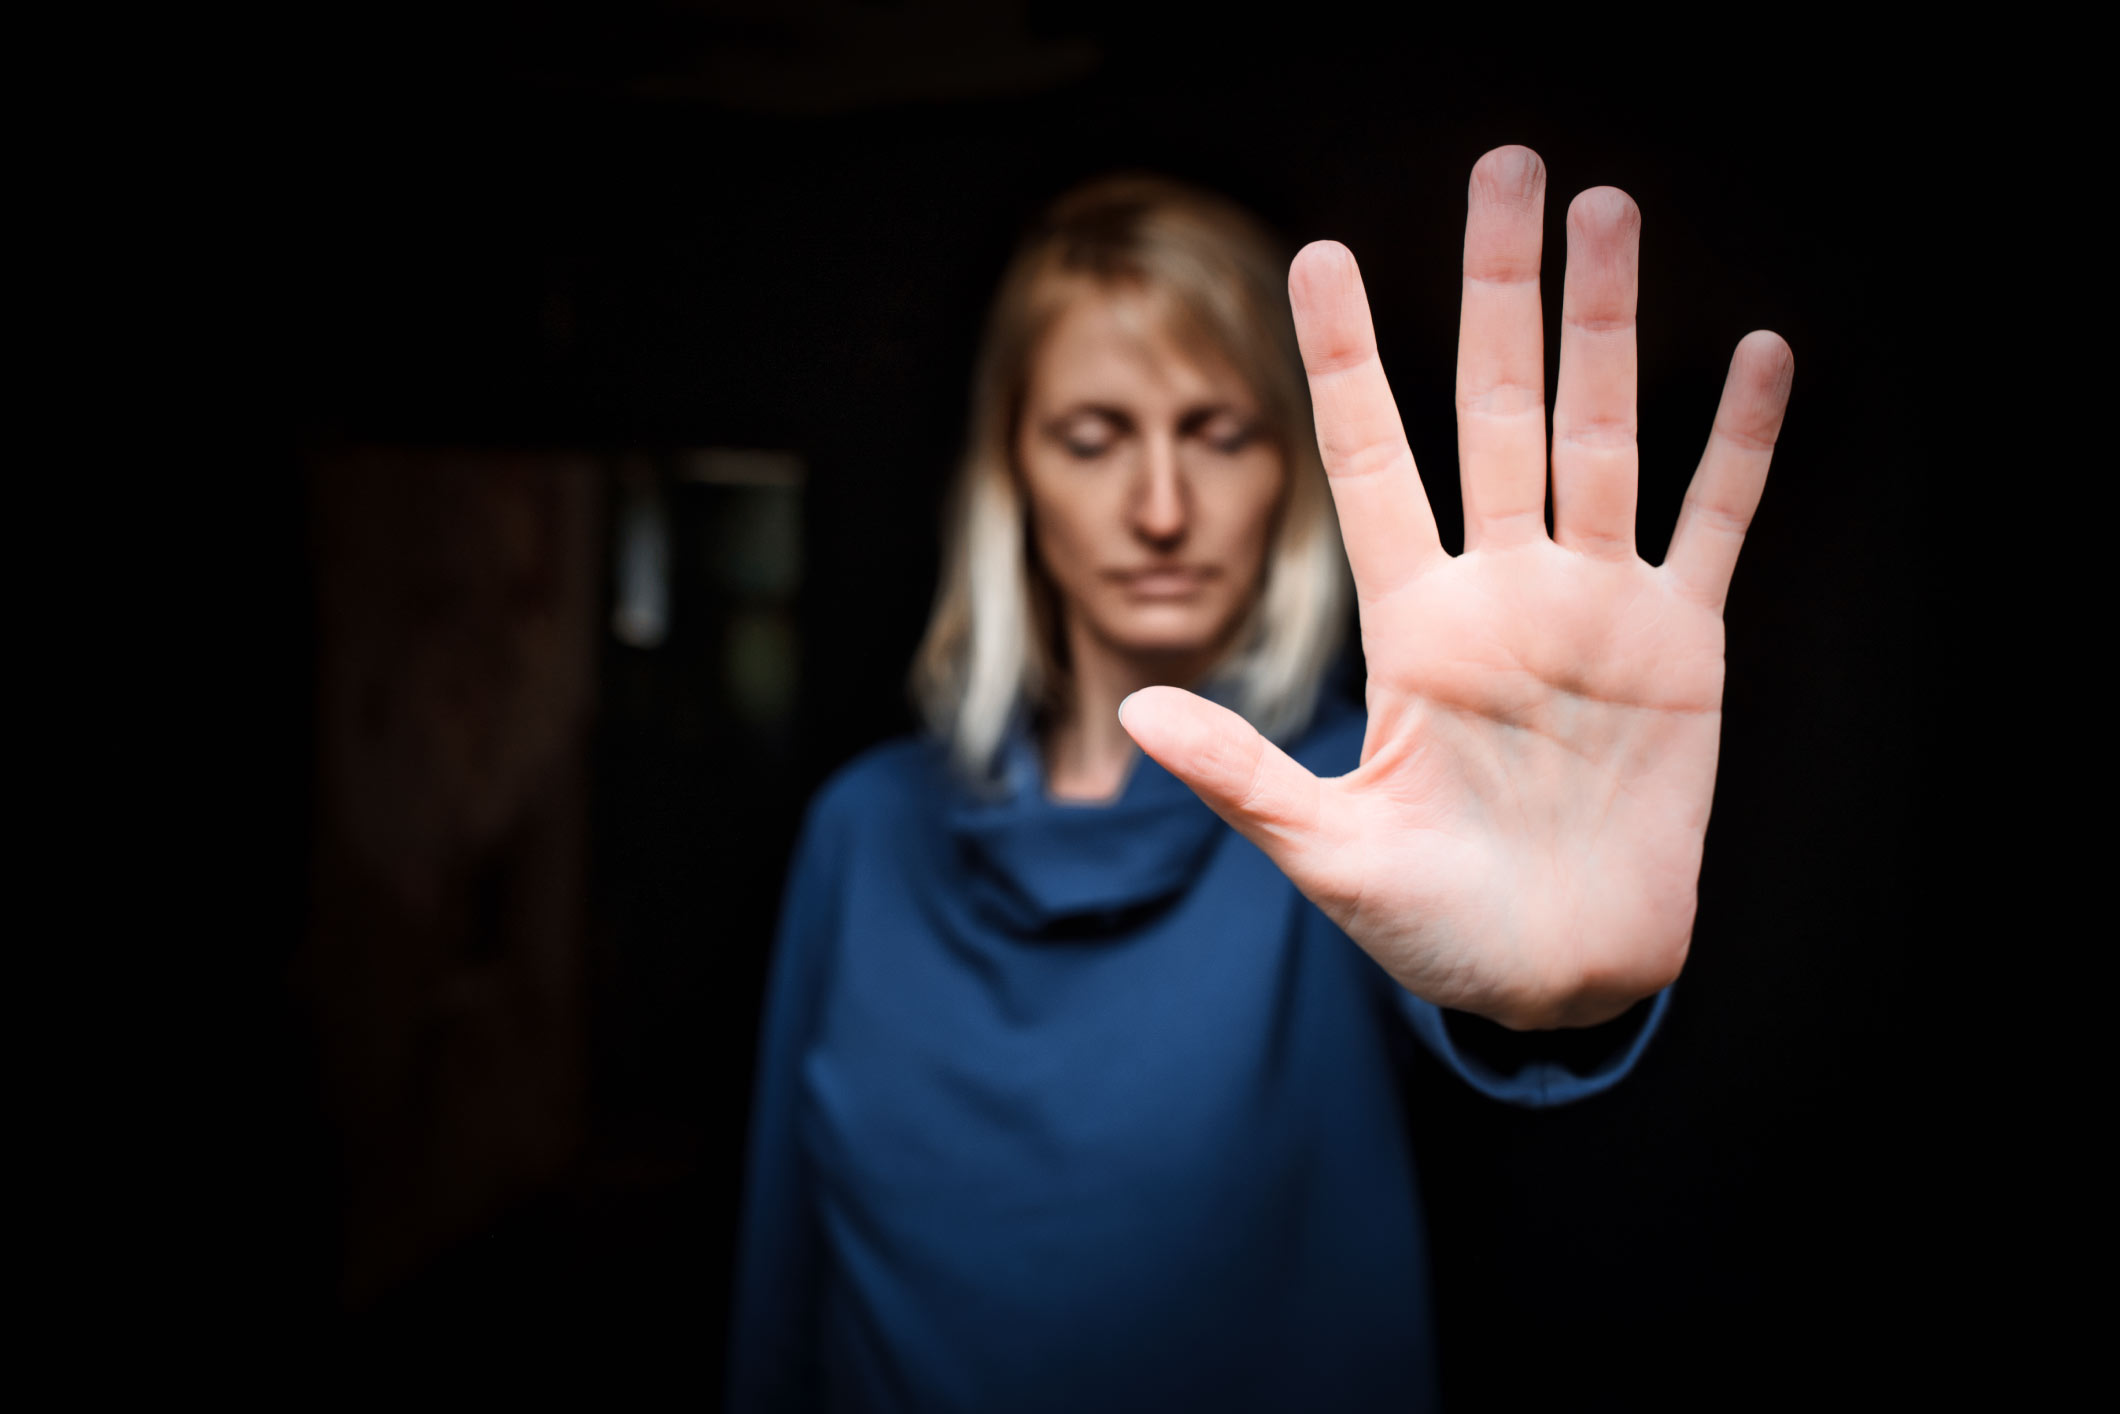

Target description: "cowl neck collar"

left=942, top=707, right=1227, bottom=936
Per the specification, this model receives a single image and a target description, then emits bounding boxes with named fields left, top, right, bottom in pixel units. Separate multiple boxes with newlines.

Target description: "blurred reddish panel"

left=303, top=451, right=602, bottom=1311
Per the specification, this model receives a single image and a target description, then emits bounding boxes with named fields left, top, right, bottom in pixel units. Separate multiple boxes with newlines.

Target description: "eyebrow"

left=1177, top=404, right=1254, bottom=434
left=1049, top=404, right=1134, bottom=427
left=1045, top=401, right=1254, bottom=430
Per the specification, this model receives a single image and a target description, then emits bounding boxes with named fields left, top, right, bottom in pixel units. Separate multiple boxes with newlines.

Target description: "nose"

left=1131, top=432, right=1188, bottom=547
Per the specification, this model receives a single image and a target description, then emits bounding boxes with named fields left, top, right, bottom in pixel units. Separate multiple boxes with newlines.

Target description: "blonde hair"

left=912, top=174, right=1350, bottom=781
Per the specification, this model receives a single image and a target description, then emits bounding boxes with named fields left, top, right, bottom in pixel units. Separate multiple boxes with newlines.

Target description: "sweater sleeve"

left=725, top=792, right=851, bottom=1412
left=1389, top=982, right=1670, bottom=1109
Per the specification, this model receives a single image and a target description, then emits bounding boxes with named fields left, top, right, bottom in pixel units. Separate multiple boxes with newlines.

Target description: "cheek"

left=1207, top=457, right=1287, bottom=563
left=1023, top=469, right=1113, bottom=591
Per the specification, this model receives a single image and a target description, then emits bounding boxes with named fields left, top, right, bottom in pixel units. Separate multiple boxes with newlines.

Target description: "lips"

left=1110, top=567, right=1214, bottom=598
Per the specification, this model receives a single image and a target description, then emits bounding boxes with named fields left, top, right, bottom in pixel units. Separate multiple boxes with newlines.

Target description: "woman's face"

left=1016, top=280, right=1286, bottom=676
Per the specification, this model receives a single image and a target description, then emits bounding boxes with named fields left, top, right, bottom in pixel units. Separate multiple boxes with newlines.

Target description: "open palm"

left=1120, top=146, right=1794, bottom=1030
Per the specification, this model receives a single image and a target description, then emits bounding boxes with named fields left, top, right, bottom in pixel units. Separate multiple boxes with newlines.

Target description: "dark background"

left=267, top=4, right=1941, bottom=1405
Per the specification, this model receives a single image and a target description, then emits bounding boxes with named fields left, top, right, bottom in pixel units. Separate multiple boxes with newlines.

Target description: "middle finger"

left=1551, top=186, right=1643, bottom=560
left=1456, top=145, right=1551, bottom=551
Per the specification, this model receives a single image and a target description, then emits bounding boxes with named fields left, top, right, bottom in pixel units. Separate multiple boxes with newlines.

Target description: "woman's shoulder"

left=801, top=731, right=951, bottom=840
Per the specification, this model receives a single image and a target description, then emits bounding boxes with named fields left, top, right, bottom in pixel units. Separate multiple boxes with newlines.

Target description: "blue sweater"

left=727, top=692, right=1666, bottom=1412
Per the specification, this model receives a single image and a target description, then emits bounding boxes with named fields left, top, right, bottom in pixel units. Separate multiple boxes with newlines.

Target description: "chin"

left=1095, top=604, right=1238, bottom=663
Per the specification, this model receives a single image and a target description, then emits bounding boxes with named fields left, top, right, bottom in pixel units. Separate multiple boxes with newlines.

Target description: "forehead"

left=1025, top=277, right=1250, bottom=411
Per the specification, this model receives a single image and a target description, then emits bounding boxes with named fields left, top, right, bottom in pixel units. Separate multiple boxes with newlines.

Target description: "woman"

left=729, top=147, right=1793, bottom=1411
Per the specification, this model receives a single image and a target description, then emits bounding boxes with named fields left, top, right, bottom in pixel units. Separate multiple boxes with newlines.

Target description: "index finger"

left=1290, top=240, right=1443, bottom=601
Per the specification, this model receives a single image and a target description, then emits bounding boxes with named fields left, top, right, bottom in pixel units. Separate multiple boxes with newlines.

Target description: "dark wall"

left=278, top=7, right=1933, bottom=1404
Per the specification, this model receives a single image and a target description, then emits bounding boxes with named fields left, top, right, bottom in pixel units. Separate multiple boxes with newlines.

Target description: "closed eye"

left=1180, top=405, right=1262, bottom=455
left=1047, top=408, right=1131, bottom=460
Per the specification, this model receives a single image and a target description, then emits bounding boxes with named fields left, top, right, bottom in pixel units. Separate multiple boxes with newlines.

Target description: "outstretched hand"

left=1119, top=146, right=1793, bottom=1030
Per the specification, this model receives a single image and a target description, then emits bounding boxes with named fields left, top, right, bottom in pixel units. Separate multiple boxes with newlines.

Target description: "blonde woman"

left=730, top=146, right=1792, bottom=1411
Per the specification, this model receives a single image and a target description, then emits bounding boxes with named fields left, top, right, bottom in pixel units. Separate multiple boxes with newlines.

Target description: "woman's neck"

left=1042, top=615, right=1220, bottom=803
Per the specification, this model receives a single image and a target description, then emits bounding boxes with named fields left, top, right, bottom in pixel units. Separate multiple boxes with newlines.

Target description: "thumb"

left=1118, top=686, right=1327, bottom=864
